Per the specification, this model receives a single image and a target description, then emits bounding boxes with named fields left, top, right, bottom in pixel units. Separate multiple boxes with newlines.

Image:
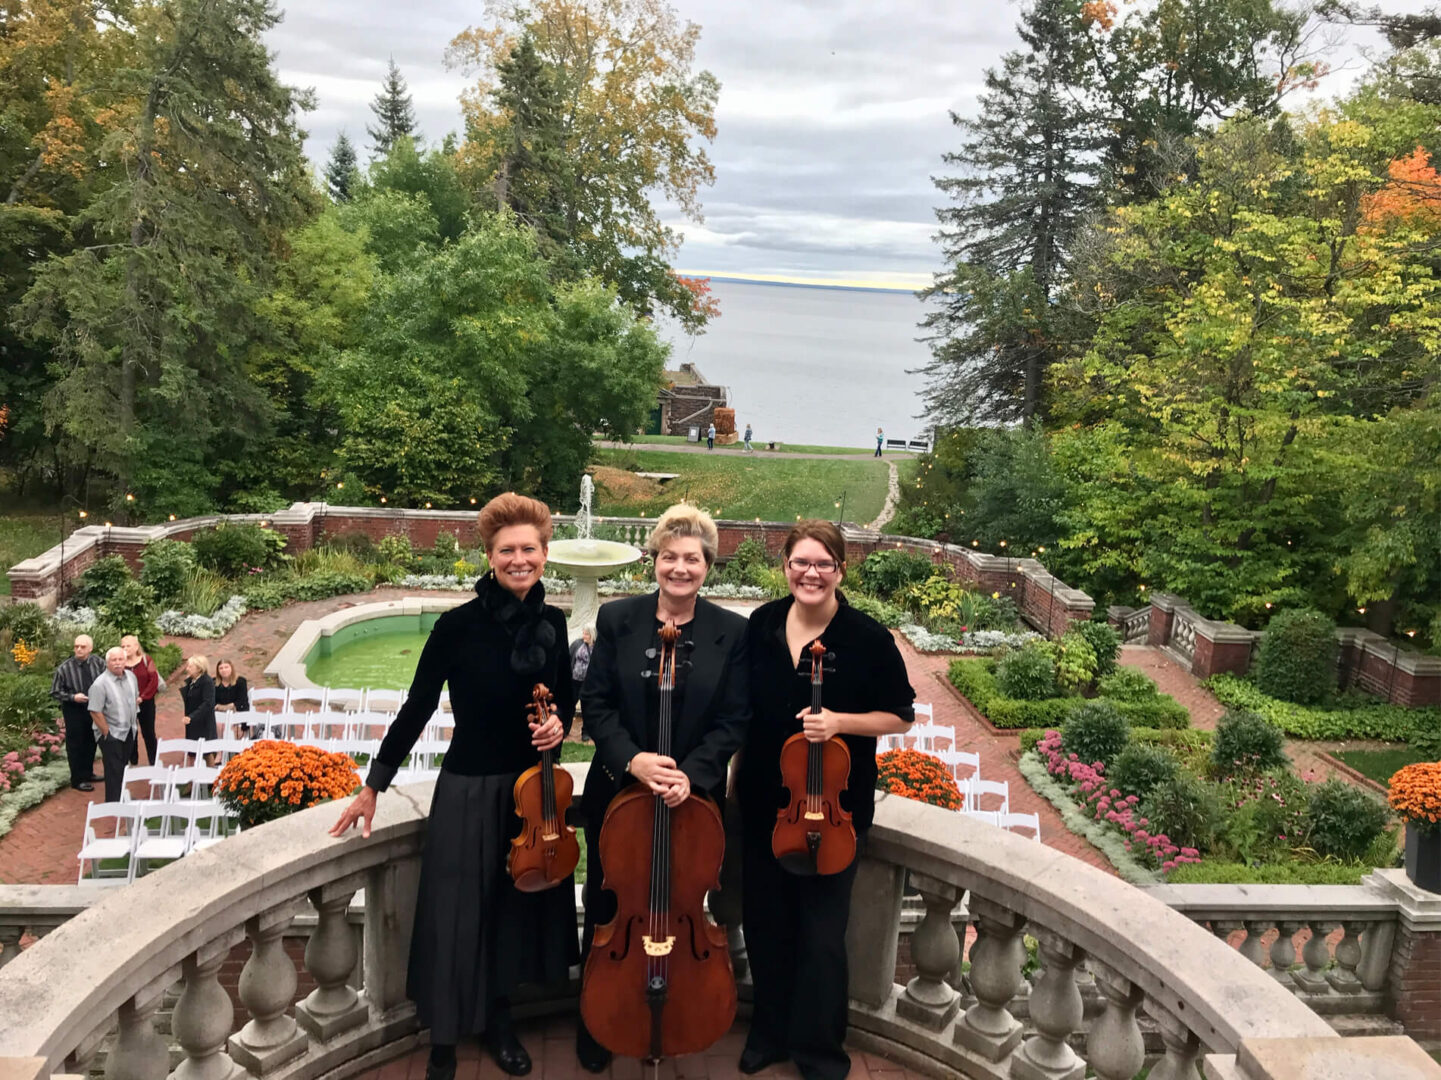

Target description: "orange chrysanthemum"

left=215, top=740, right=360, bottom=828
left=1389, top=762, right=1441, bottom=829
left=875, top=749, right=964, bottom=811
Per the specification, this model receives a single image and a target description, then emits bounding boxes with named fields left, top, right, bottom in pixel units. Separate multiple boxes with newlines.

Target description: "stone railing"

left=6, top=775, right=1438, bottom=1080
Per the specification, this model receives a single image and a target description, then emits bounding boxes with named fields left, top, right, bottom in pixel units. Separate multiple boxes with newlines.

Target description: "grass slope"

left=627, top=434, right=874, bottom=456
left=0, top=511, right=73, bottom=595
left=591, top=449, right=891, bottom=523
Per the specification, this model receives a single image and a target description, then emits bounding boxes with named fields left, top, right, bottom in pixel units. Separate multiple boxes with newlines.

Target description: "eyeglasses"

left=786, top=558, right=840, bottom=575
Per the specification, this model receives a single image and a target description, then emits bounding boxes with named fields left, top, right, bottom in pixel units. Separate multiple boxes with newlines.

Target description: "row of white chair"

left=121, top=763, right=220, bottom=802
left=227, top=711, right=450, bottom=742
left=78, top=800, right=237, bottom=884
left=243, top=687, right=429, bottom=714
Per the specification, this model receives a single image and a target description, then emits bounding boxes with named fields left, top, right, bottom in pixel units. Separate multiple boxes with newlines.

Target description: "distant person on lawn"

left=87, top=647, right=139, bottom=804
left=744, top=423, right=754, bottom=453
left=707, top=421, right=716, bottom=450
left=122, top=635, right=164, bottom=767
left=875, top=427, right=884, bottom=457
left=51, top=633, right=104, bottom=791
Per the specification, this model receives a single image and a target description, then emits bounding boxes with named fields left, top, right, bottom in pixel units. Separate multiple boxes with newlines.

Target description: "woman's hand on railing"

left=329, top=786, right=378, bottom=840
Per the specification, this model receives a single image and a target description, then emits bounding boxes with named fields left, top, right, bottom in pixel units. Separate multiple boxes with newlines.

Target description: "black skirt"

left=408, top=769, right=580, bottom=1043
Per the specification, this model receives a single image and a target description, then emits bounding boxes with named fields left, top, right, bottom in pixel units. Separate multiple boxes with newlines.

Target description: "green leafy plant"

left=178, top=567, right=231, bottom=617
left=1072, top=620, right=1121, bottom=678
left=1305, top=780, right=1390, bottom=861
left=1142, top=773, right=1222, bottom=852
left=1108, top=743, right=1180, bottom=800
left=1097, top=667, right=1160, bottom=702
left=72, top=555, right=133, bottom=607
left=193, top=525, right=285, bottom=577
left=1254, top=609, right=1338, bottom=706
left=1045, top=631, right=1098, bottom=694
left=377, top=534, right=415, bottom=568
left=139, top=540, right=197, bottom=606
left=995, top=643, right=1056, bottom=701
left=1207, top=675, right=1435, bottom=741
left=1211, top=710, right=1288, bottom=776
left=856, top=549, right=935, bottom=598
left=846, top=593, right=907, bottom=629
left=1061, top=701, right=1129, bottom=767
left=719, top=538, right=770, bottom=586
left=99, top=581, right=160, bottom=650
left=902, top=573, right=972, bottom=622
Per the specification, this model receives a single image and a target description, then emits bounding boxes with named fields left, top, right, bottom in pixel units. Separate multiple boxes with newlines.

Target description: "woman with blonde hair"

left=574, top=503, right=750, bottom=1071
left=179, top=654, right=217, bottom=766
left=122, top=634, right=164, bottom=766
left=331, top=493, right=576, bottom=1080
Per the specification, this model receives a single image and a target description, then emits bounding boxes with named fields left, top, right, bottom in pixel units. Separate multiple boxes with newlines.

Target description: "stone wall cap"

left=1237, top=1035, right=1441, bottom=1079
left=1143, top=881, right=1399, bottom=920
left=1364, top=869, right=1441, bottom=929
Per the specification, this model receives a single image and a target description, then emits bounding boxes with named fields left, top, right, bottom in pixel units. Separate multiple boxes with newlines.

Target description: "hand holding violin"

left=798, top=705, right=842, bottom=741
left=529, top=703, right=564, bottom=751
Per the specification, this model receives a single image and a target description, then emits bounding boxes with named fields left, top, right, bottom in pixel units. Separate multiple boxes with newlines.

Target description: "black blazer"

left=580, top=592, right=750, bottom=823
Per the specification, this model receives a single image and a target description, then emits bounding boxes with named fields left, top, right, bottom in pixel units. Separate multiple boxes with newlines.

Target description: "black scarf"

left=475, top=571, right=556, bottom=676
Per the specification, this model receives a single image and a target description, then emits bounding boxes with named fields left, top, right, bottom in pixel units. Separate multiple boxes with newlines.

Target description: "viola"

left=772, top=638, right=856, bottom=875
left=507, top=682, right=580, bottom=892
left=580, top=621, right=736, bottom=1062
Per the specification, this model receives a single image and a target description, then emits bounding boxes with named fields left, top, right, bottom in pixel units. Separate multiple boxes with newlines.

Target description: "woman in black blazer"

left=576, top=503, right=750, bottom=1072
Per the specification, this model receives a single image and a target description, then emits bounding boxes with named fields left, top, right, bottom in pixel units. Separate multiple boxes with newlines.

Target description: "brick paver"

left=1116, top=644, right=1225, bottom=730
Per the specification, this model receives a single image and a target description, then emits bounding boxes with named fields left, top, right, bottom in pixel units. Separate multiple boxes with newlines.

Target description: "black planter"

left=1404, top=824, right=1441, bottom=893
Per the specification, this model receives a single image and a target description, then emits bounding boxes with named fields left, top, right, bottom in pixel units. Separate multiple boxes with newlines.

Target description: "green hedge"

left=1207, top=674, right=1440, bottom=741
left=1164, top=859, right=1372, bottom=885
left=1020, top=726, right=1212, bottom=755
left=951, top=658, right=1190, bottom=730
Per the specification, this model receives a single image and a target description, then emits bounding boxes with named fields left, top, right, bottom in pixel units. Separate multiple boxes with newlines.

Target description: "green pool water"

left=303, top=613, right=441, bottom=689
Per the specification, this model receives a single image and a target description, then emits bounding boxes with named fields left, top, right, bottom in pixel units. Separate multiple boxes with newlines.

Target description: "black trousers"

left=99, top=732, right=135, bottom=803
left=130, top=699, right=157, bottom=766
left=741, top=833, right=862, bottom=1080
left=61, top=704, right=97, bottom=784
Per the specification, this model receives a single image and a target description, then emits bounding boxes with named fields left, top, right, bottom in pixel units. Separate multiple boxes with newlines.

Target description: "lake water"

left=656, top=280, right=934, bottom=448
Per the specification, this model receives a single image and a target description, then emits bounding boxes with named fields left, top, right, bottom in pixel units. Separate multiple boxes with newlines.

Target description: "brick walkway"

left=352, top=1017, right=940, bottom=1080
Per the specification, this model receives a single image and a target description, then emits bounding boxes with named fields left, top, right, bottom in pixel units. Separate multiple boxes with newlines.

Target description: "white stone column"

left=1085, top=964, right=1144, bottom=1080
left=296, top=887, right=369, bottom=1041
left=1011, top=929, right=1084, bottom=1080
left=0, top=923, right=23, bottom=969
left=1145, top=998, right=1203, bottom=1080
left=1327, top=921, right=1364, bottom=994
left=229, top=907, right=308, bottom=1074
left=1268, top=922, right=1301, bottom=987
left=954, top=896, right=1025, bottom=1062
left=169, top=936, right=247, bottom=1080
left=364, top=857, right=421, bottom=1014
left=897, top=872, right=962, bottom=1029
left=106, top=978, right=174, bottom=1080
left=845, top=854, right=905, bottom=1009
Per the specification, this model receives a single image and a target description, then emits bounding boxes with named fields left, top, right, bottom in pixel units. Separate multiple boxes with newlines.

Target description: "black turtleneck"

left=367, top=575, right=575, bottom=792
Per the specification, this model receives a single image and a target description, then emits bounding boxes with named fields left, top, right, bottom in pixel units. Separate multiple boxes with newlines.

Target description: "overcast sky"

left=265, top=0, right=1430, bottom=289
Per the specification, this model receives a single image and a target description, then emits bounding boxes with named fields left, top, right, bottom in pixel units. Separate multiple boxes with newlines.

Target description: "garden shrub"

left=377, top=534, right=415, bottom=568
left=431, top=532, right=461, bottom=559
left=288, top=571, right=372, bottom=602
left=903, top=574, right=972, bottom=623
left=178, top=567, right=230, bottom=617
left=73, top=555, right=133, bottom=607
left=99, top=581, right=160, bottom=649
left=719, top=538, right=770, bottom=587
left=1073, top=620, right=1121, bottom=678
left=140, top=539, right=197, bottom=605
left=242, top=579, right=291, bottom=611
left=1061, top=701, right=1129, bottom=766
left=1108, top=743, right=1180, bottom=800
left=952, top=658, right=1189, bottom=730
left=151, top=643, right=185, bottom=679
left=1166, top=860, right=1370, bottom=885
left=996, top=644, right=1056, bottom=701
left=856, top=549, right=934, bottom=598
left=1046, top=632, right=1098, bottom=694
left=1254, top=609, right=1338, bottom=705
left=1097, top=667, right=1159, bottom=702
left=1208, top=675, right=1436, bottom=742
left=847, top=593, right=907, bottom=628
left=0, top=604, right=55, bottom=653
left=193, top=525, right=282, bottom=577
left=1142, top=773, right=1222, bottom=851
left=1211, top=710, right=1288, bottom=776
left=1415, top=720, right=1441, bottom=761
left=1305, top=780, right=1390, bottom=861
left=0, top=672, right=57, bottom=732
left=326, top=531, right=377, bottom=559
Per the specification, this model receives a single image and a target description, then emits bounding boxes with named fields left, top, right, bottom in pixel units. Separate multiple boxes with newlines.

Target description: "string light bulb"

left=1358, top=606, right=1367, bottom=614
left=78, top=510, right=88, bottom=519
left=1406, top=629, right=1417, bottom=637
left=168, top=514, right=176, bottom=521
left=1265, top=602, right=1273, bottom=609
left=425, top=502, right=433, bottom=509
left=125, top=493, right=134, bottom=502
left=380, top=496, right=387, bottom=504
left=336, top=481, right=344, bottom=489
left=470, top=497, right=477, bottom=505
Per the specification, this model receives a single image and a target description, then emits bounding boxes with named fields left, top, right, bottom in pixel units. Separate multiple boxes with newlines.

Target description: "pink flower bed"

left=1035, top=729, right=1201, bottom=875
left=0, top=732, right=64, bottom=794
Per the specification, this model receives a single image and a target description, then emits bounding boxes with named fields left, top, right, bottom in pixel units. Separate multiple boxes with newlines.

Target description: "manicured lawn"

left=1333, top=746, right=1428, bottom=787
left=620, top=434, right=874, bottom=456
left=591, top=449, right=891, bottom=523
left=0, top=509, right=72, bottom=595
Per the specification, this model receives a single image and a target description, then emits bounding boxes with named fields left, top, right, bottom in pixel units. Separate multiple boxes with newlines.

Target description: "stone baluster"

left=1239, top=920, right=1269, bottom=969
left=229, top=906, right=308, bottom=1073
left=1145, top=998, right=1203, bottom=1080
left=1290, top=921, right=1334, bottom=994
left=1268, top=921, right=1301, bottom=986
left=1086, top=964, right=1144, bottom=1080
left=0, top=922, right=22, bottom=969
left=170, top=933, right=246, bottom=1080
left=953, top=896, right=1025, bottom=1062
left=1327, top=921, right=1365, bottom=994
left=897, top=872, right=962, bottom=1029
left=66, top=1022, right=110, bottom=1079
left=106, top=977, right=175, bottom=1080
left=1357, top=918, right=1395, bottom=993
left=1209, top=919, right=1242, bottom=952
left=845, top=855, right=904, bottom=1009
left=1012, top=929, right=1084, bottom=1080
left=365, top=857, right=422, bottom=1015
left=296, top=886, right=370, bottom=1041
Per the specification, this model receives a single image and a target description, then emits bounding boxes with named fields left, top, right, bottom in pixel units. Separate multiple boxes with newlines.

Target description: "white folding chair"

left=936, top=748, right=981, bottom=784
left=170, top=765, right=220, bottom=800
left=1001, top=812, right=1041, bottom=841
left=77, top=802, right=143, bottom=884
left=326, top=688, right=365, bottom=714
left=121, top=764, right=174, bottom=804
left=437, top=689, right=452, bottom=713
left=962, top=809, right=1001, bottom=828
left=133, top=803, right=208, bottom=873
left=966, top=778, right=1011, bottom=815
left=287, top=687, right=328, bottom=712
left=363, top=689, right=405, bottom=714
left=908, top=723, right=945, bottom=752
left=205, top=738, right=248, bottom=763
left=258, top=715, right=309, bottom=741
left=249, top=688, right=289, bottom=712
left=155, top=737, right=204, bottom=762
left=877, top=733, right=905, bottom=753
left=185, top=800, right=232, bottom=850
left=913, top=702, right=935, bottom=725
left=408, top=738, right=449, bottom=771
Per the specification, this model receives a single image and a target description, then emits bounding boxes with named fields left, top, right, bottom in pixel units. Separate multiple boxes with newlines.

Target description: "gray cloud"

left=266, top=0, right=1436, bottom=283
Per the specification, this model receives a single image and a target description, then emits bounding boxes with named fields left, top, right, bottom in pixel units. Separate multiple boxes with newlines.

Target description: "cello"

left=772, top=638, right=856, bottom=875
left=580, top=622, right=736, bottom=1062
left=507, top=682, right=580, bottom=892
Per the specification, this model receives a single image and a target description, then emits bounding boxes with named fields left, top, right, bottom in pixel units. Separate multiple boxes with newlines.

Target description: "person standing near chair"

left=52, top=634, right=105, bottom=791
left=87, top=647, right=139, bottom=804
left=179, top=656, right=217, bottom=765
left=736, top=520, right=914, bottom=1080
left=122, top=635, right=164, bottom=767
left=213, top=659, right=250, bottom=738
left=329, top=493, right=576, bottom=1080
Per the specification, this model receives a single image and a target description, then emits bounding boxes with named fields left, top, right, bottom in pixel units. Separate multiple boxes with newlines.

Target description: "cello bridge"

left=803, top=811, right=825, bottom=821
left=541, top=831, right=560, bottom=841
left=642, top=935, right=676, bottom=957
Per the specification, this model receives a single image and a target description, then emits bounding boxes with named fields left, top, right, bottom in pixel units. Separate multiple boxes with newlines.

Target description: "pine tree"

left=919, top=0, right=1102, bottom=425
left=490, top=34, right=570, bottom=253
left=325, top=131, right=359, bottom=202
left=367, top=58, right=418, bottom=157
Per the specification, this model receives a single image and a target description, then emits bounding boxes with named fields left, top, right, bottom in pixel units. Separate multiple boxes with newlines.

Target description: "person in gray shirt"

left=88, top=647, right=139, bottom=803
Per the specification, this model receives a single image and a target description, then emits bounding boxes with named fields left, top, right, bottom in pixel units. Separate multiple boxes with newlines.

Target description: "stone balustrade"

left=5, top=769, right=1438, bottom=1080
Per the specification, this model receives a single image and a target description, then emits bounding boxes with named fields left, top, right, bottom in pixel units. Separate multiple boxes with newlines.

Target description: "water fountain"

left=547, top=475, right=645, bottom=640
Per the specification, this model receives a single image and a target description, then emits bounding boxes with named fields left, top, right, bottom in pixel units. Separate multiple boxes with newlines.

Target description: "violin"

left=580, top=622, right=736, bottom=1063
left=507, top=683, right=580, bottom=892
left=772, top=638, right=856, bottom=875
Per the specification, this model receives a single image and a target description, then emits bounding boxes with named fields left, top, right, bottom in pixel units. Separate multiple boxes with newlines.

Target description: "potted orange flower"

left=215, top=741, right=361, bottom=829
left=875, top=748, right=964, bottom=811
left=1388, top=761, right=1441, bottom=893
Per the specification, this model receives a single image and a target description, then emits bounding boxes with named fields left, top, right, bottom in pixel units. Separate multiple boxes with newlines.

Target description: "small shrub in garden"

left=99, top=581, right=159, bottom=649
left=903, top=574, right=972, bottom=623
left=431, top=532, right=461, bottom=560
left=0, top=604, right=55, bottom=654
left=857, top=549, right=934, bottom=598
left=1097, top=667, right=1159, bottom=702
left=1073, top=620, right=1121, bottom=678
left=140, top=539, right=197, bottom=605
left=327, top=531, right=377, bottom=559
left=1061, top=701, right=1130, bottom=767
left=1212, top=710, right=1287, bottom=775
left=73, top=555, right=133, bottom=607
left=1142, top=773, right=1222, bottom=852
left=288, top=571, right=373, bottom=602
left=1108, top=743, right=1180, bottom=800
left=1045, top=632, right=1098, bottom=694
left=996, top=643, right=1056, bottom=701
left=1304, top=780, right=1389, bottom=861
left=847, top=594, right=907, bottom=629
left=377, top=535, right=415, bottom=568
left=1254, top=609, right=1338, bottom=705
left=193, top=525, right=281, bottom=577
left=875, top=748, right=964, bottom=809
left=719, top=538, right=771, bottom=587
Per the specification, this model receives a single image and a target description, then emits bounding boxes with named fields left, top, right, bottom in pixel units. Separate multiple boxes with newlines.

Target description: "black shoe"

left=739, top=1047, right=789, bottom=1074
left=424, top=1061, right=456, bottom=1080
left=71, top=782, right=94, bottom=792
left=486, top=1030, right=532, bottom=1076
left=576, top=1025, right=612, bottom=1073
left=86, top=774, right=101, bottom=782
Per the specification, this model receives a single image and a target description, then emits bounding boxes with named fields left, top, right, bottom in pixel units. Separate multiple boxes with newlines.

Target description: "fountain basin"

left=546, top=538, right=645, bottom=572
